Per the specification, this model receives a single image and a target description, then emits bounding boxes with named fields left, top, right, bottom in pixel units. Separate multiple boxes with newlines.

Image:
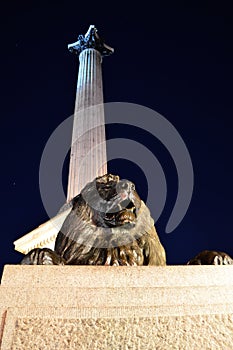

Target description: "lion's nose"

left=117, top=180, right=131, bottom=193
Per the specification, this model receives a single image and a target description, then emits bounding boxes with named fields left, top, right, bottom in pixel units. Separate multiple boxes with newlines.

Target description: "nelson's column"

left=14, top=25, right=114, bottom=253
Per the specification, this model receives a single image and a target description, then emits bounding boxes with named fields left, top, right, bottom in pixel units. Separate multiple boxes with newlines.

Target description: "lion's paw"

left=187, top=250, right=233, bottom=265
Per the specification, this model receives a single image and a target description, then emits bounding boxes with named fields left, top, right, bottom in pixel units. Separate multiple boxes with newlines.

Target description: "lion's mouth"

left=91, top=177, right=141, bottom=228
left=105, top=198, right=137, bottom=226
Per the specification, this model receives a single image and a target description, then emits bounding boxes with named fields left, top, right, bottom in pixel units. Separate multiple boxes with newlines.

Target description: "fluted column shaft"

left=67, top=48, right=107, bottom=201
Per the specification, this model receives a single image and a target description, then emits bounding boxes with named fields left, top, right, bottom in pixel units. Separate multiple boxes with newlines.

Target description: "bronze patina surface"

left=21, top=174, right=166, bottom=266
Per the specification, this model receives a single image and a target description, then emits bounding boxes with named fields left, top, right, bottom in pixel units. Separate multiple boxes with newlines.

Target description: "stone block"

left=0, top=265, right=233, bottom=349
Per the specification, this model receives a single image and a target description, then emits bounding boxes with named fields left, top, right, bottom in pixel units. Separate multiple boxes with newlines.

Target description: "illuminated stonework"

left=1, top=265, right=233, bottom=349
left=14, top=25, right=113, bottom=255
left=14, top=208, right=71, bottom=254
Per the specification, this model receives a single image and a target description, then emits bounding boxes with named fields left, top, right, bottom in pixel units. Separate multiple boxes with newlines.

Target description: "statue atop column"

left=68, top=25, right=114, bottom=56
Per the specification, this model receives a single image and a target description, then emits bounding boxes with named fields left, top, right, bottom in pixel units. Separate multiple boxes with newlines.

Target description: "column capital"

left=68, top=25, right=114, bottom=57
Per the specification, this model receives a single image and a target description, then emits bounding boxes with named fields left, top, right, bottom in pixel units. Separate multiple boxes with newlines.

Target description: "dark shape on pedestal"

left=187, top=250, right=233, bottom=265
left=21, top=174, right=166, bottom=266
left=21, top=248, right=65, bottom=265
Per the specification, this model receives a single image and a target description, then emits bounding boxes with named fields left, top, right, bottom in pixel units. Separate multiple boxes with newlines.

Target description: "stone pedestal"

left=0, top=265, right=233, bottom=349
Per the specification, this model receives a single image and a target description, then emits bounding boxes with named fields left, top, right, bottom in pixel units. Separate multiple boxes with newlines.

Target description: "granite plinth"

left=0, top=265, right=233, bottom=349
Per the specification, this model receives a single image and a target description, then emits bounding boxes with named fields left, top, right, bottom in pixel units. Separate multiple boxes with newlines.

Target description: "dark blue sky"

left=1, top=1, right=233, bottom=271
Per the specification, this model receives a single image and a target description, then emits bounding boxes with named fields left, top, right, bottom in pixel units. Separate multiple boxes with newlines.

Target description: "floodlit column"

left=67, top=25, right=113, bottom=201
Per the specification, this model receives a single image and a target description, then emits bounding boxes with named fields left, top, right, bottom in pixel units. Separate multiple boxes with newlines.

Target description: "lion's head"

left=55, top=174, right=166, bottom=266
left=79, top=174, right=141, bottom=228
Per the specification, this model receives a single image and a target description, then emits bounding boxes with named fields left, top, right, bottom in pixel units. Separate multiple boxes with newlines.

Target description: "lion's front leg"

left=20, top=248, right=66, bottom=265
left=104, top=244, right=143, bottom=266
left=187, top=250, right=233, bottom=265
left=104, top=248, right=120, bottom=266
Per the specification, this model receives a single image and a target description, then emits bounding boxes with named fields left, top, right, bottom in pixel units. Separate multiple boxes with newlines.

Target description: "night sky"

left=1, top=1, right=233, bottom=273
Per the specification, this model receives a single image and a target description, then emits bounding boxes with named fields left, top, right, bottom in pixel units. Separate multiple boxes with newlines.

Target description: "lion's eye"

left=131, top=184, right=135, bottom=190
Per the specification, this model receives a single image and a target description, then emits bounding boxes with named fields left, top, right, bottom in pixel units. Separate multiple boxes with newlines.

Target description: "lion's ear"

left=71, top=194, right=82, bottom=207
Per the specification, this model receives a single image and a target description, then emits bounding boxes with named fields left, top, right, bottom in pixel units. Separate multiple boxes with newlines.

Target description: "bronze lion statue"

left=21, top=174, right=233, bottom=266
left=21, top=174, right=166, bottom=266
